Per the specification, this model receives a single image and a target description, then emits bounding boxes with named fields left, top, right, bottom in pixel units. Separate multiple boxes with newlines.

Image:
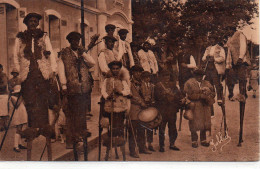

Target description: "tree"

left=132, top=0, right=259, bottom=65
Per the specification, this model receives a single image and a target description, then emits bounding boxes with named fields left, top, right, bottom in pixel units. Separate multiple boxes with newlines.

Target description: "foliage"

left=132, top=0, right=259, bottom=63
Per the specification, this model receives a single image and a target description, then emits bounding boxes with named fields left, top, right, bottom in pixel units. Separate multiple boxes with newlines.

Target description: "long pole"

left=81, top=0, right=85, bottom=47
left=80, top=0, right=88, bottom=160
left=0, top=94, right=21, bottom=151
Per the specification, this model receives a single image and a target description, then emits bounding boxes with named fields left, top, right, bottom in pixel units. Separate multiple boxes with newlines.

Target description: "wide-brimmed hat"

left=23, top=13, right=42, bottom=25
left=66, top=32, right=82, bottom=42
left=130, top=65, right=144, bottom=73
left=108, top=61, right=122, bottom=69
left=11, top=68, right=19, bottom=75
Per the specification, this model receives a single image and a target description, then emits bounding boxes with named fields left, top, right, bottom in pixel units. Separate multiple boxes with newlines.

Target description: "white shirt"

left=187, top=55, right=197, bottom=69
left=138, top=49, right=158, bottom=74
left=98, top=49, right=118, bottom=74
left=202, top=44, right=225, bottom=63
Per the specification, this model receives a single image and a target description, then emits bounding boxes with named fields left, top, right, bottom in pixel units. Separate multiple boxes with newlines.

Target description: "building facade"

left=0, top=0, right=133, bottom=79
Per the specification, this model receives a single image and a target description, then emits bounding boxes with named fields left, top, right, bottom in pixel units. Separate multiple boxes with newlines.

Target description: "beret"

left=105, top=24, right=116, bottom=31
left=118, top=29, right=129, bottom=35
left=108, top=61, right=122, bottom=69
left=23, top=13, right=42, bottom=25
left=66, top=32, right=82, bottom=41
left=103, top=36, right=117, bottom=42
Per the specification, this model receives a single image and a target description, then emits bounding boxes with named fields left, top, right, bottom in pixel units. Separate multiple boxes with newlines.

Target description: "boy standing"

left=128, top=66, right=151, bottom=158
left=101, top=61, right=130, bottom=160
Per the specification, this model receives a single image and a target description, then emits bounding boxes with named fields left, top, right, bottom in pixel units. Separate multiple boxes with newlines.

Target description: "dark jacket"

left=154, top=81, right=183, bottom=114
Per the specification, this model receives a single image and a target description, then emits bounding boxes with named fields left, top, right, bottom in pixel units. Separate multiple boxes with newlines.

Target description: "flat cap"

left=23, top=13, right=42, bottom=25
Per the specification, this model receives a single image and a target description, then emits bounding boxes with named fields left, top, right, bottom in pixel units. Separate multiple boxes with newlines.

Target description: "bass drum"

left=138, top=107, right=162, bottom=129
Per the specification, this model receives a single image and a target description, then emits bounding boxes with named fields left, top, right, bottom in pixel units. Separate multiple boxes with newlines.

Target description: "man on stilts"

left=58, top=32, right=96, bottom=160
left=13, top=13, right=57, bottom=161
left=226, top=30, right=251, bottom=146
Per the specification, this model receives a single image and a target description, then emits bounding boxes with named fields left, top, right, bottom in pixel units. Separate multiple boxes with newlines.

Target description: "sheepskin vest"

left=60, top=47, right=92, bottom=94
left=104, top=77, right=128, bottom=113
left=228, top=31, right=250, bottom=66
left=16, top=29, right=53, bottom=82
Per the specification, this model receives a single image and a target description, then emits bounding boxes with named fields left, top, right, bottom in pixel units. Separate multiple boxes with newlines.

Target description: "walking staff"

left=0, top=93, right=21, bottom=151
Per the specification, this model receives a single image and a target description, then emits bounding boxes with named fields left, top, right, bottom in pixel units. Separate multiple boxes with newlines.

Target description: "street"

left=0, top=85, right=259, bottom=161
left=80, top=85, right=259, bottom=161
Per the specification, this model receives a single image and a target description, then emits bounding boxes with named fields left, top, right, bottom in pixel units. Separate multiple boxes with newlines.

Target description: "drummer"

left=128, top=65, right=151, bottom=158
left=155, top=69, right=183, bottom=152
left=140, top=71, right=156, bottom=152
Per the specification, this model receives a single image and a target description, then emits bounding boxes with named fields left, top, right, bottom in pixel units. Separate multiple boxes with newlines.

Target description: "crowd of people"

left=0, top=12, right=258, bottom=161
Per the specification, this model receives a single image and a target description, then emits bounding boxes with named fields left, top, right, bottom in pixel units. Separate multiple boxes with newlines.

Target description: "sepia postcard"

left=0, top=0, right=259, bottom=168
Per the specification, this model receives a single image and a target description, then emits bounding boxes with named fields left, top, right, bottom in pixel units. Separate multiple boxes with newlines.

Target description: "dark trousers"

left=21, top=70, right=50, bottom=128
left=191, top=130, right=207, bottom=142
left=228, top=64, right=247, bottom=97
left=226, top=69, right=237, bottom=98
left=66, top=94, right=88, bottom=144
left=159, top=112, right=178, bottom=147
left=205, top=66, right=223, bottom=101
left=146, top=129, right=153, bottom=144
left=128, top=120, right=146, bottom=153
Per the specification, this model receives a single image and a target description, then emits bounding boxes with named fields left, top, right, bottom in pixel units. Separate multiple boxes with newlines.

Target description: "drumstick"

left=127, top=115, right=140, bottom=157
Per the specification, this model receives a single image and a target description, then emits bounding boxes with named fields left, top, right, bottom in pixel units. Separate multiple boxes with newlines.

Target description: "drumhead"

left=138, top=107, right=158, bottom=122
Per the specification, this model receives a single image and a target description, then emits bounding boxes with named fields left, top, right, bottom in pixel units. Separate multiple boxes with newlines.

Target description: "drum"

left=138, top=107, right=162, bottom=129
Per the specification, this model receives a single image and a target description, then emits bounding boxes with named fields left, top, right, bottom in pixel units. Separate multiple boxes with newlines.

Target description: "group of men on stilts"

left=0, top=12, right=251, bottom=161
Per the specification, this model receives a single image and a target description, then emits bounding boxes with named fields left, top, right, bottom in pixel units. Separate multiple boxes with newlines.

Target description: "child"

left=128, top=65, right=151, bottom=158
left=9, top=85, right=28, bottom=152
left=101, top=61, right=130, bottom=160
